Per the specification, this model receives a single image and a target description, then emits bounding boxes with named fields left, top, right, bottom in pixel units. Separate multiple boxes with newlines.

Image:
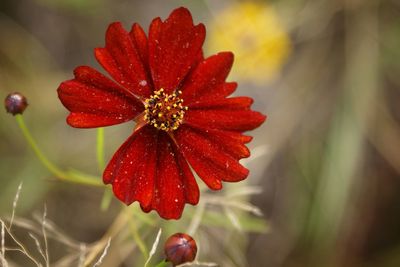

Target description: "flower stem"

left=15, top=114, right=66, bottom=179
left=96, top=127, right=106, bottom=171
left=15, top=114, right=103, bottom=186
left=100, top=188, right=113, bottom=211
left=96, top=128, right=114, bottom=210
left=154, top=260, right=169, bottom=267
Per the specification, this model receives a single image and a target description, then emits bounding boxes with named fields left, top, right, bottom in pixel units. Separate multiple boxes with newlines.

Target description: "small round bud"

left=4, top=92, right=28, bottom=115
left=164, top=233, right=197, bottom=266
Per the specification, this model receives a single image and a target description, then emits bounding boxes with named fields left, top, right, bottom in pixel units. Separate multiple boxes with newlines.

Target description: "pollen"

left=144, top=89, right=187, bottom=131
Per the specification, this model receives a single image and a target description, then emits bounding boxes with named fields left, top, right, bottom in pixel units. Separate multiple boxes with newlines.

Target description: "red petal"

left=184, top=82, right=237, bottom=103
left=149, top=7, right=205, bottom=93
left=208, top=82, right=237, bottom=99
left=147, top=133, right=199, bottom=219
left=184, top=124, right=252, bottom=159
left=129, top=23, right=149, bottom=68
left=181, top=52, right=234, bottom=104
left=175, top=126, right=249, bottom=190
left=103, top=126, right=158, bottom=208
left=151, top=132, right=186, bottom=219
left=185, top=109, right=266, bottom=132
left=148, top=17, right=162, bottom=46
left=73, top=65, right=135, bottom=99
left=57, top=66, right=142, bottom=128
left=66, top=113, right=131, bottom=128
left=103, top=127, right=199, bottom=219
left=95, top=22, right=152, bottom=98
left=175, top=148, right=200, bottom=205
left=188, top=97, right=253, bottom=110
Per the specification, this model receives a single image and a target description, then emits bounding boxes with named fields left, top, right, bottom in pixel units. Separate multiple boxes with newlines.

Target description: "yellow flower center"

left=144, top=89, right=188, bottom=131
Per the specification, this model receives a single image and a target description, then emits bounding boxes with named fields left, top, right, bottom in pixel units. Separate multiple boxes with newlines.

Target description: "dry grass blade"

left=144, top=228, right=162, bottom=267
left=52, top=253, right=80, bottom=267
left=30, top=213, right=82, bottom=249
left=0, top=222, right=7, bottom=267
left=205, top=197, right=263, bottom=217
left=225, top=186, right=263, bottom=198
left=9, top=182, right=23, bottom=229
left=78, top=243, right=86, bottom=267
left=84, top=209, right=128, bottom=265
left=225, top=201, right=263, bottom=217
left=241, top=145, right=270, bottom=167
left=92, top=238, right=111, bottom=267
left=223, top=207, right=242, bottom=232
left=0, top=253, right=8, bottom=267
left=1, top=221, right=5, bottom=256
left=187, top=203, right=205, bottom=236
left=28, top=233, right=46, bottom=263
left=42, top=205, right=50, bottom=267
left=0, top=219, right=42, bottom=267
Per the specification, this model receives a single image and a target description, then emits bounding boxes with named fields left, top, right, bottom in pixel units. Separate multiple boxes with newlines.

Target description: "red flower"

left=57, top=7, right=266, bottom=219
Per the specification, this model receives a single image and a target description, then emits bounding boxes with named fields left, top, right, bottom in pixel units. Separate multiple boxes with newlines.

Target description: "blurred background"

left=1, top=0, right=400, bottom=266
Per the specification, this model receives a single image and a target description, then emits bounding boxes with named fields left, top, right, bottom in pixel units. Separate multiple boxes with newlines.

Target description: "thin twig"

left=0, top=219, right=42, bottom=267
left=42, top=205, right=50, bottom=267
left=28, top=233, right=47, bottom=263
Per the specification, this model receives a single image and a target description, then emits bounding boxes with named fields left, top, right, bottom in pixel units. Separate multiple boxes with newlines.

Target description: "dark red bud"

left=5, top=92, right=28, bottom=115
left=164, top=233, right=197, bottom=266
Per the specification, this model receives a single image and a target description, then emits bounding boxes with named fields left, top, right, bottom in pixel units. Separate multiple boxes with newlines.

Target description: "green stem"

left=97, top=127, right=113, bottom=209
left=100, top=188, right=113, bottom=210
left=96, top=127, right=106, bottom=171
left=15, top=115, right=103, bottom=186
left=154, top=260, right=169, bottom=267
left=66, top=168, right=103, bottom=186
left=16, top=115, right=67, bottom=179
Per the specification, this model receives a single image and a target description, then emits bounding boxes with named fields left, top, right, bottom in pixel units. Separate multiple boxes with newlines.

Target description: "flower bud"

left=4, top=92, right=28, bottom=115
left=164, top=233, right=197, bottom=266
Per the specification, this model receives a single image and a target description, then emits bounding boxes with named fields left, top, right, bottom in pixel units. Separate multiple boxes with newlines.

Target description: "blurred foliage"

left=207, top=1, right=291, bottom=84
left=34, top=0, right=98, bottom=11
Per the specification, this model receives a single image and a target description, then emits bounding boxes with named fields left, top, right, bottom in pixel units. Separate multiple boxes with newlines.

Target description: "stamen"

left=144, top=88, right=187, bottom=131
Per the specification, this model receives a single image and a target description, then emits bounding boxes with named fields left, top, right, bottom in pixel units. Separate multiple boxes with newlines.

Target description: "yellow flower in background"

left=207, top=2, right=291, bottom=84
